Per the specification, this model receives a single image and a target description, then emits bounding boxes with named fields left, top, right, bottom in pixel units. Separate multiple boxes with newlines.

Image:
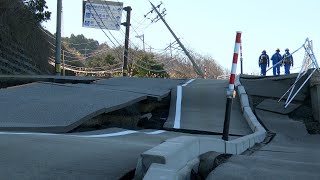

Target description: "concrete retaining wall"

left=136, top=75, right=267, bottom=179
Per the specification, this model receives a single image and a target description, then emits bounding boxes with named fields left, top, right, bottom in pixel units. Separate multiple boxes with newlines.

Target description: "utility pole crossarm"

left=149, top=2, right=204, bottom=78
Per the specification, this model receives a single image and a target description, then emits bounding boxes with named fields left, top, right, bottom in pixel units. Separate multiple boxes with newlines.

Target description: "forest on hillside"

left=60, top=34, right=225, bottom=79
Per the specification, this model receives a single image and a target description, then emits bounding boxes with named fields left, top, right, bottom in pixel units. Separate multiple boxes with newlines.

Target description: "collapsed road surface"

left=165, top=79, right=252, bottom=135
left=0, top=76, right=241, bottom=179
left=206, top=74, right=320, bottom=180
left=0, top=74, right=319, bottom=179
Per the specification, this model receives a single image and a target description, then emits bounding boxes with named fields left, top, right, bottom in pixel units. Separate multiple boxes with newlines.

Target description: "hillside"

left=0, top=0, right=51, bottom=75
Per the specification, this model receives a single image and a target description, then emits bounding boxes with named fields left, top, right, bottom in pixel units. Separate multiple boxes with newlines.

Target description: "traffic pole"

left=222, top=31, right=242, bottom=141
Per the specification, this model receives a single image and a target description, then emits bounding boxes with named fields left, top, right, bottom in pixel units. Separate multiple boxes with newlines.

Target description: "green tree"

left=23, top=0, right=51, bottom=22
left=131, top=54, right=169, bottom=78
left=63, top=34, right=99, bottom=57
left=86, top=54, right=118, bottom=69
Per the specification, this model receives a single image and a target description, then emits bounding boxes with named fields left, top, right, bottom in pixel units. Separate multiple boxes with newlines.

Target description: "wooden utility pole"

left=150, top=2, right=204, bottom=78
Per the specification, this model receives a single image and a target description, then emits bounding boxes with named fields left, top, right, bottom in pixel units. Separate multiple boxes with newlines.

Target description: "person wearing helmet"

left=271, top=48, right=282, bottom=76
left=282, top=48, right=293, bottom=75
left=258, top=50, right=270, bottom=76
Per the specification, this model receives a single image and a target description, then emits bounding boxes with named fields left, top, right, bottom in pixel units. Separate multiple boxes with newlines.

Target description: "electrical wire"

left=103, top=0, right=166, bottom=54
left=132, top=61, right=167, bottom=73
left=88, top=0, right=123, bottom=46
left=98, top=1, right=171, bottom=72
left=87, top=0, right=117, bottom=47
left=47, top=0, right=179, bottom=74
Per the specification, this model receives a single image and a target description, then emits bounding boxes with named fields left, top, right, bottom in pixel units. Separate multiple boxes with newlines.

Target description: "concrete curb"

left=240, top=93, right=250, bottom=112
left=137, top=75, right=267, bottom=179
left=135, top=136, right=225, bottom=179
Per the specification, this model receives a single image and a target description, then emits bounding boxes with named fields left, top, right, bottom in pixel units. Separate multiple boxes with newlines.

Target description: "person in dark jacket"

left=282, top=48, right=293, bottom=75
left=271, top=48, right=282, bottom=76
left=259, top=50, right=270, bottom=76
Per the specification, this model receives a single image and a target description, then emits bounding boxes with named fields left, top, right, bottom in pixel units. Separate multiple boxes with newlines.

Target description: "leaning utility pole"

left=55, top=0, right=62, bottom=76
left=121, top=6, right=132, bottom=76
left=150, top=2, right=204, bottom=78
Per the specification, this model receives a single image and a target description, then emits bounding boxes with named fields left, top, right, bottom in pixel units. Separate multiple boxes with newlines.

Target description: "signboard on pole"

left=82, top=0, right=123, bottom=30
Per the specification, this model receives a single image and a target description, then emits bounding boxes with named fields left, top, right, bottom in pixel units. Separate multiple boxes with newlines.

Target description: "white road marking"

left=182, top=79, right=195, bottom=87
left=174, top=86, right=182, bottom=128
left=0, top=129, right=166, bottom=138
left=77, top=130, right=138, bottom=138
left=145, top=130, right=166, bottom=135
left=174, top=79, right=195, bottom=129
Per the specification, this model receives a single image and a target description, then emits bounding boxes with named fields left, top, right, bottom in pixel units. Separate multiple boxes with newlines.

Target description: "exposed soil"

left=289, top=96, right=320, bottom=134
left=70, top=96, right=171, bottom=133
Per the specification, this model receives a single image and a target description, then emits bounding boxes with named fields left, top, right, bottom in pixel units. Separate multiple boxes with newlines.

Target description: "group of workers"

left=259, top=48, right=293, bottom=76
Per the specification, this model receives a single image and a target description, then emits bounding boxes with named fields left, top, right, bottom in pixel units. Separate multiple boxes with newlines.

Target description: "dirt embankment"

left=0, top=0, right=52, bottom=74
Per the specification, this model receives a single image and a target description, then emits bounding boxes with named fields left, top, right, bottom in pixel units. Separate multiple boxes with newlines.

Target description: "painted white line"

left=182, top=79, right=195, bottom=87
left=0, top=130, right=167, bottom=138
left=77, top=130, right=138, bottom=138
left=174, top=79, right=195, bottom=129
left=145, top=130, right=166, bottom=135
left=174, top=86, right=182, bottom=128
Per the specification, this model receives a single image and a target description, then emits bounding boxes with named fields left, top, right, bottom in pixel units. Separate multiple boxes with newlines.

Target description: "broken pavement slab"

left=256, top=99, right=301, bottom=115
left=0, top=75, right=98, bottom=88
left=240, top=74, right=308, bottom=101
left=0, top=82, right=147, bottom=133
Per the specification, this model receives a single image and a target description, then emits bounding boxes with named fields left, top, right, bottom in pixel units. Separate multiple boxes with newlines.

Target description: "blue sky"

left=43, top=0, right=320, bottom=76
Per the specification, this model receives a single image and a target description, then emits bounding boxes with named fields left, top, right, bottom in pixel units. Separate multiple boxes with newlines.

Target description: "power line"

left=133, top=61, right=167, bottom=73
left=90, top=0, right=171, bottom=63
left=99, top=1, right=170, bottom=71
left=101, top=1, right=146, bottom=52
left=48, top=41, right=86, bottom=58
left=88, top=0, right=122, bottom=46
left=87, top=0, right=117, bottom=47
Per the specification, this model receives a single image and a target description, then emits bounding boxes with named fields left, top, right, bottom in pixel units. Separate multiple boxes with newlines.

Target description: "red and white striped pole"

left=222, top=31, right=242, bottom=141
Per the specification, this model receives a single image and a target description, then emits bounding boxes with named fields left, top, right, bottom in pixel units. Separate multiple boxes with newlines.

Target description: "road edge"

left=136, top=76, right=267, bottom=179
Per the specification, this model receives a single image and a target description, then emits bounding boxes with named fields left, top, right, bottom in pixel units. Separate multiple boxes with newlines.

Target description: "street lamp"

left=135, top=34, right=145, bottom=51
